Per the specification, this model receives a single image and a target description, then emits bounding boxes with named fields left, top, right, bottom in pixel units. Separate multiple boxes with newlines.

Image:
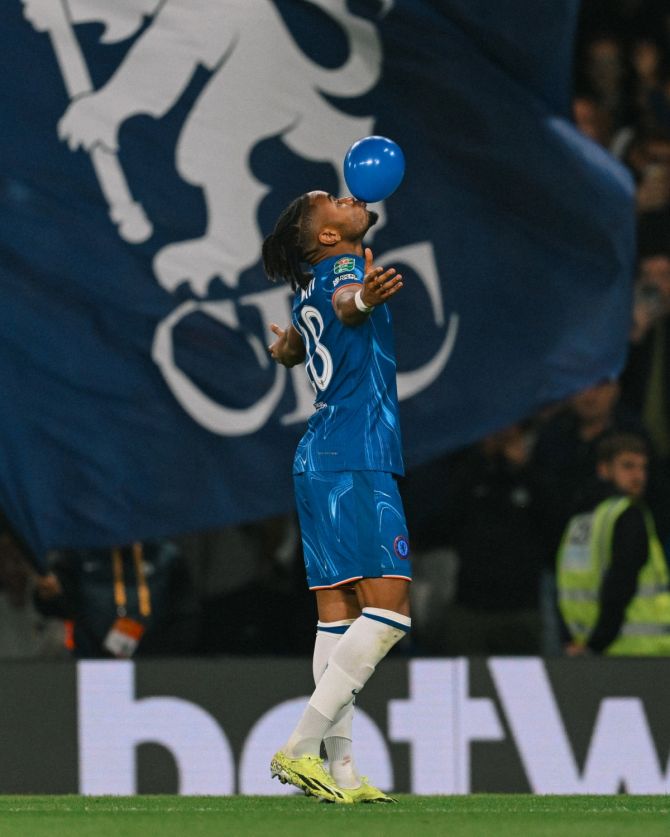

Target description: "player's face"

left=308, top=191, right=378, bottom=241
left=599, top=452, right=648, bottom=498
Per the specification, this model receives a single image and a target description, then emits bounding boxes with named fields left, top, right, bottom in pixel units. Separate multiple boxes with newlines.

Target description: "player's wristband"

left=354, top=289, right=373, bottom=314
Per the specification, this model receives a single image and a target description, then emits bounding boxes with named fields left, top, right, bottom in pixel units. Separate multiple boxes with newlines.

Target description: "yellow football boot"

left=270, top=751, right=353, bottom=804
left=344, top=777, right=397, bottom=803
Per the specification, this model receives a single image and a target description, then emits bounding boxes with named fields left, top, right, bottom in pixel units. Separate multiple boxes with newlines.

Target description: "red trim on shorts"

left=382, top=575, right=413, bottom=582
left=310, top=575, right=363, bottom=590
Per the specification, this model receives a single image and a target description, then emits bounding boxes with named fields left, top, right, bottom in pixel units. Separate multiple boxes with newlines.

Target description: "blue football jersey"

left=291, top=253, right=404, bottom=475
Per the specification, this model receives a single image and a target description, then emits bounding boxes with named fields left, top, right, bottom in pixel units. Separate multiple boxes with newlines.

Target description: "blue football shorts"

left=293, top=470, right=412, bottom=590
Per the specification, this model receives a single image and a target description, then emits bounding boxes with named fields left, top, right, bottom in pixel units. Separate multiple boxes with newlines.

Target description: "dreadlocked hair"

left=262, top=194, right=315, bottom=291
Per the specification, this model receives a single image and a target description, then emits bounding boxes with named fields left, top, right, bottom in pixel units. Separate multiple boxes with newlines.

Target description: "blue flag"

left=0, top=1, right=634, bottom=560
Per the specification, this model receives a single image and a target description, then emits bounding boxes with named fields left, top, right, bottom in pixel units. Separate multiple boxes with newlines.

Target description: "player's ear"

left=318, top=227, right=341, bottom=246
left=597, top=461, right=610, bottom=482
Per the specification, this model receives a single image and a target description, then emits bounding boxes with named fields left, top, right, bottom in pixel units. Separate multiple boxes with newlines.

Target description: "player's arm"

left=584, top=505, right=648, bottom=654
left=333, top=247, right=403, bottom=327
left=267, top=323, right=306, bottom=367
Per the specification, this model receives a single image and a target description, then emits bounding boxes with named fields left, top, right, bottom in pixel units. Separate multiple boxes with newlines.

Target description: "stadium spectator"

left=178, top=515, right=315, bottom=655
left=532, top=378, right=669, bottom=548
left=623, top=129, right=670, bottom=220
left=557, top=432, right=670, bottom=654
left=398, top=453, right=458, bottom=652
left=413, top=423, right=545, bottom=656
left=0, top=515, right=65, bottom=658
left=33, top=539, right=200, bottom=658
left=576, top=32, right=636, bottom=135
left=629, top=35, right=670, bottom=131
left=621, top=246, right=670, bottom=468
left=573, top=1, right=670, bottom=154
left=572, top=92, right=614, bottom=147
left=531, top=377, right=670, bottom=652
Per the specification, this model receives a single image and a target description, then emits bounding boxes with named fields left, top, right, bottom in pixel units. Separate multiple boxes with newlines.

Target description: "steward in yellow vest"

left=557, top=432, right=670, bottom=655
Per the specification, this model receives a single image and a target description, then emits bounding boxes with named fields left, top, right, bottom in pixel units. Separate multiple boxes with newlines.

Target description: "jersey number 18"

left=297, top=305, right=333, bottom=392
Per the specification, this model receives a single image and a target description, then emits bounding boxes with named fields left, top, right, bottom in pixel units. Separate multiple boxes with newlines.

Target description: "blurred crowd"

left=2, top=0, right=670, bottom=660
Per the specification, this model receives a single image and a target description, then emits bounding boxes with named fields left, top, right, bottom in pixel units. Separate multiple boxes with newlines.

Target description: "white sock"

left=312, top=621, right=358, bottom=786
left=285, top=620, right=352, bottom=758
left=312, top=620, right=353, bottom=683
left=325, top=734, right=359, bottom=788
left=286, top=608, right=411, bottom=756
left=285, top=704, right=331, bottom=757
left=313, top=620, right=356, bottom=742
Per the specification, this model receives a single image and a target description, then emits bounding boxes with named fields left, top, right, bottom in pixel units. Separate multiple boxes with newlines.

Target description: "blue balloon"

left=343, top=136, right=405, bottom=203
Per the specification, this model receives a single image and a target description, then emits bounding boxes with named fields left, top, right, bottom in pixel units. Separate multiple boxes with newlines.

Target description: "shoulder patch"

left=332, top=272, right=359, bottom=287
left=334, top=257, right=356, bottom=275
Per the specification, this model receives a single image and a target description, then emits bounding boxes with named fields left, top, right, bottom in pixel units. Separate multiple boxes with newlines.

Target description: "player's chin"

left=366, top=210, right=379, bottom=229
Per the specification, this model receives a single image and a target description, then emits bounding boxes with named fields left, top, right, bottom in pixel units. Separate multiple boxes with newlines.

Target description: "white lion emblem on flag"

left=23, top=0, right=388, bottom=295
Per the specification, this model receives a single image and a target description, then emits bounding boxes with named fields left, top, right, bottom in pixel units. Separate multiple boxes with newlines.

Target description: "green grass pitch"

left=1, top=795, right=668, bottom=836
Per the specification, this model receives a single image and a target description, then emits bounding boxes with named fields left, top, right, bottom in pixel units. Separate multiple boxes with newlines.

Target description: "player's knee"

left=356, top=577, right=411, bottom=615
left=361, top=607, right=411, bottom=647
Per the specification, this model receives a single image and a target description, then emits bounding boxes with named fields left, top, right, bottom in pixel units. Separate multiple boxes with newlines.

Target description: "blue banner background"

left=0, top=1, right=635, bottom=560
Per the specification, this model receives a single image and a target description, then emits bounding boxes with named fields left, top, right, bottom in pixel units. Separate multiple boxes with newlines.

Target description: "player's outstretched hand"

left=267, top=323, right=287, bottom=361
left=267, top=322, right=306, bottom=367
left=361, top=247, right=403, bottom=308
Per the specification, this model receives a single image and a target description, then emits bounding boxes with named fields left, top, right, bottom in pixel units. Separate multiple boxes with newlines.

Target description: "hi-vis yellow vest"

left=557, top=496, right=670, bottom=655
